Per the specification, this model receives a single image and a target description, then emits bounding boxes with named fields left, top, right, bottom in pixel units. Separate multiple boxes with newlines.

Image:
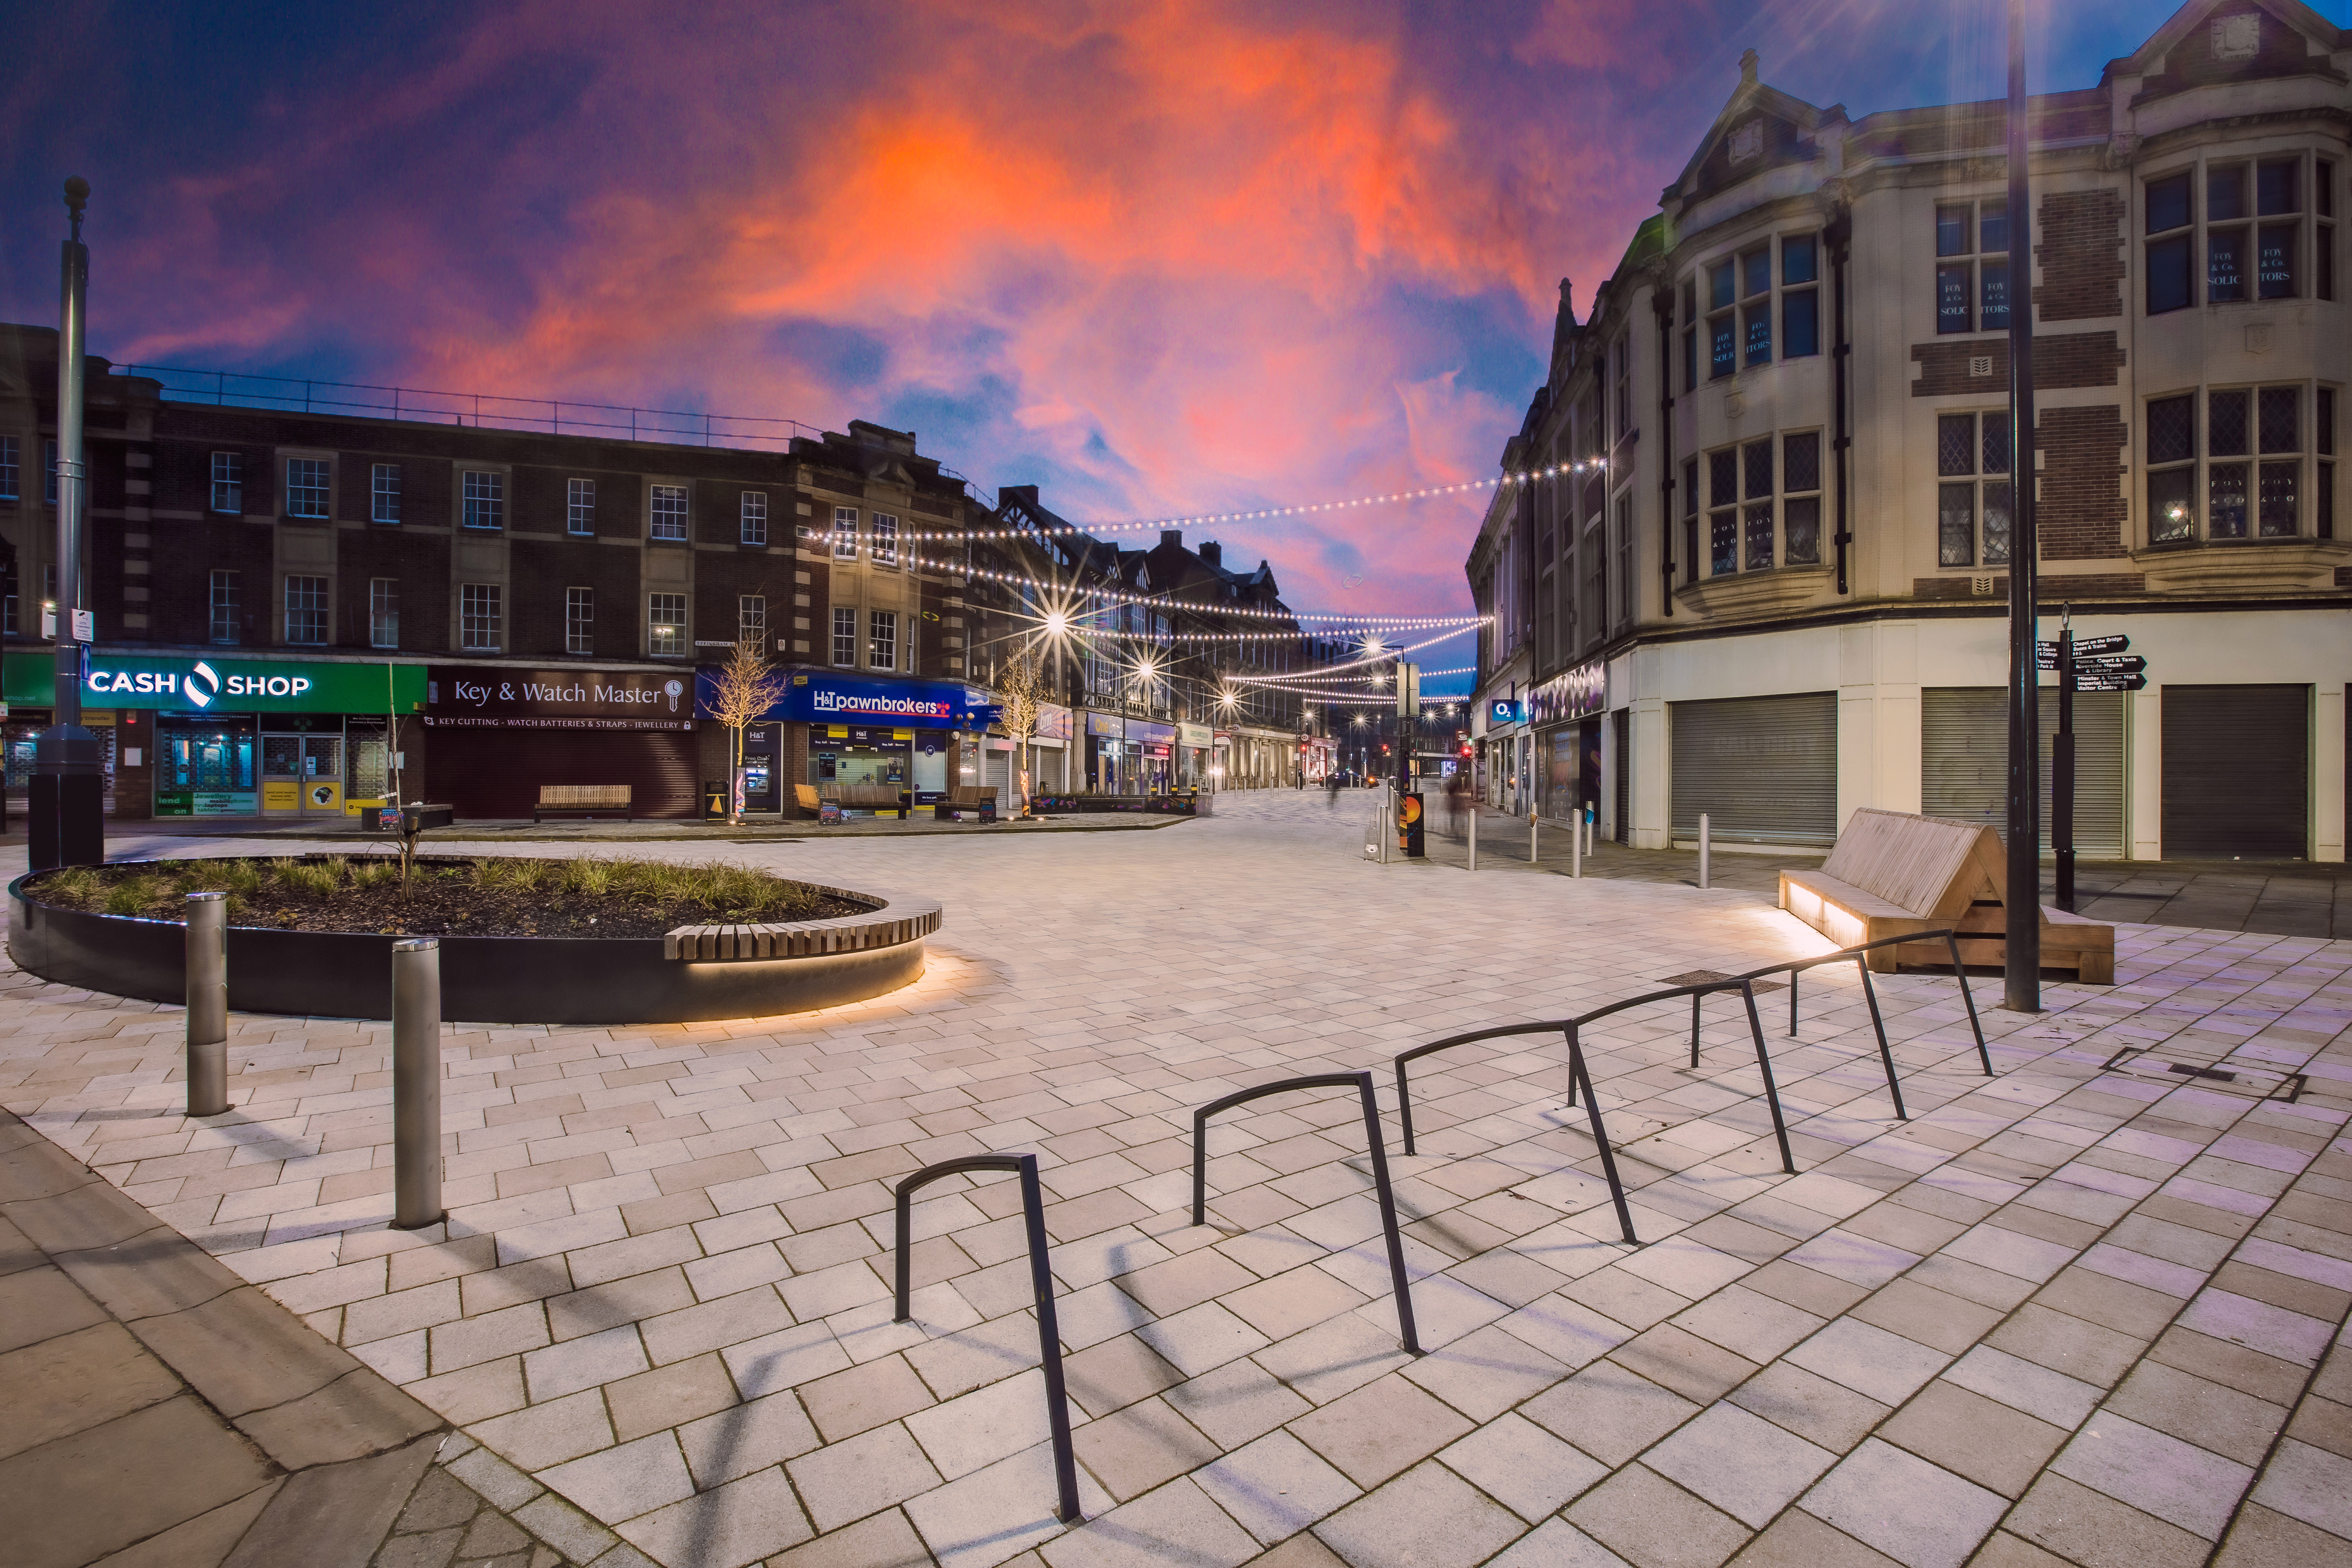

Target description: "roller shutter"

left=1920, top=687, right=2125, bottom=858
left=985, top=750, right=1009, bottom=795
left=425, top=727, right=698, bottom=820
left=2162, top=685, right=2308, bottom=859
left=1669, top=692, right=1837, bottom=846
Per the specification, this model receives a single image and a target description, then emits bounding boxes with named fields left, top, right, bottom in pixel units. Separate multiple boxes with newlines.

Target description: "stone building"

left=1467, top=0, right=2348, bottom=863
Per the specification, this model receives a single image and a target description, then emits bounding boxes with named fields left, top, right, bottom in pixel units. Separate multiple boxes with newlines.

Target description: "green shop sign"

left=3, top=651, right=423, bottom=714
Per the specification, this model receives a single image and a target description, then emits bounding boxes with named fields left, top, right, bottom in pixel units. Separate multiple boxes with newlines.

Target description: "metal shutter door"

left=1921, top=688, right=2125, bottom=858
left=426, top=728, right=699, bottom=820
left=2163, top=685, right=2308, bottom=859
left=985, top=750, right=1009, bottom=793
left=1669, top=692, right=1837, bottom=846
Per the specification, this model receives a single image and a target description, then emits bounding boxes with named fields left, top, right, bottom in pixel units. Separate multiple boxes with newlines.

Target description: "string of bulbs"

left=903, top=548, right=1488, bottom=626
left=858, top=458, right=1616, bottom=546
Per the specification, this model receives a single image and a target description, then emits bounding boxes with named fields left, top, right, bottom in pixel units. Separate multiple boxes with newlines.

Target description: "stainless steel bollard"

left=1571, top=813, right=1581, bottom=878
left=1586, top=812, right=1596, bottom=859
left=392, top=938, right=444, bottom=1229
left=1699, top=813, right=1712, bottom=890
left=1529, top=813, right=1538, bottom=865
left=1467, top=802, right=1477, bottom=872
left=185, top=892, right=229, bottom=1117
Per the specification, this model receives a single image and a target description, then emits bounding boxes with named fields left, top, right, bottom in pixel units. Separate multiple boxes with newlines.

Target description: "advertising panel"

left=426, top=667, right=695, bottom=730
left=1527, top=661, right=1606, bottom=728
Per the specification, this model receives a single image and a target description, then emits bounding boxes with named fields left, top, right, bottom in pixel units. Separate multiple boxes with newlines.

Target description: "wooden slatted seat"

left=793, top=784, right=822, bottom=814
left=1779, top=808, right=2113, bottom=983
left=829, top=783, right=908, bottom=818
left=534, top=784, right=631, bottom=822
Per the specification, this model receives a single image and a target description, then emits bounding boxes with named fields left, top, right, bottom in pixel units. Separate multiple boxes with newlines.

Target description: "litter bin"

left=703, top=781, right=729, bottom=820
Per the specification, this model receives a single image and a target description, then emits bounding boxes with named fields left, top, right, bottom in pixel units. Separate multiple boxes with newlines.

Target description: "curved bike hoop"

left=1687, top=928, right=1992, bottom=1122
left=892, top=1154, right=1081, bottom=1523
left=1191, top=1071, right=1421, bottom=1354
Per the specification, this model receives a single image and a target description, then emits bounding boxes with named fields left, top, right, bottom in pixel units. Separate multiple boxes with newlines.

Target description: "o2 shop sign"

left=86, top=659, right=307, bottom=708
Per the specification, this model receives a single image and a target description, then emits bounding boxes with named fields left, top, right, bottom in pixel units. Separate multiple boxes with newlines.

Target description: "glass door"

left=260, top=734, right=302, bottom=815
left=301, top=735, right=344, bottom=814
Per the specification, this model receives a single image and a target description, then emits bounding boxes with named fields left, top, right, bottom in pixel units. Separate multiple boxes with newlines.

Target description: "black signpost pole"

left=2054, top=616, right=2075, bottom=913
left=2001, top=0, right=2041, bottom=1013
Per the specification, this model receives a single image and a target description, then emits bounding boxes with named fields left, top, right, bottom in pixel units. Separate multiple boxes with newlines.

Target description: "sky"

left=0, top=0, right=2290, bottom=681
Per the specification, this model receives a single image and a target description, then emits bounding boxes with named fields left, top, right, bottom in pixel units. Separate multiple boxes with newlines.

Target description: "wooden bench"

left=533, top=784, right=631, bottom=822
left=793, top=784, right=822, bottom=815
left=936, top=784, right=999, bottom=820
left=1779, top=808, right=2114, bottom=984
left=827, top=783, right=908, bottom=819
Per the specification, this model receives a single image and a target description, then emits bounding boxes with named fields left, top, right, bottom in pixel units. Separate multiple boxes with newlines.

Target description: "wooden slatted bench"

left=829, top=783, right=908, bottom=819
left=1779, top=807, right=2114, bottom=983
left=533, top=784, right=632, bottom=822
left=936, top=784, right=999, bottom=821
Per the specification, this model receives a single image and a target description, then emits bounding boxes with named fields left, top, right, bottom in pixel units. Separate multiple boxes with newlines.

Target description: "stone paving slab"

left=3, top=791, right=2349, bottom=1568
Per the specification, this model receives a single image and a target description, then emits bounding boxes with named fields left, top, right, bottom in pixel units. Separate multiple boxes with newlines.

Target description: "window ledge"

left=1672, top=562, right=1835, bottom=621
left=2131, top=536, right=2349, bottom=593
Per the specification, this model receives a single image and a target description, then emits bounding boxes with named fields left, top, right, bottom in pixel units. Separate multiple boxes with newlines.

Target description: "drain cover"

left=2099, top=1047, right=2306, bottom=1102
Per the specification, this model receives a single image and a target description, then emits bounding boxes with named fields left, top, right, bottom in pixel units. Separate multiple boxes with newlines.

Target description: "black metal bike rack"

left=892, top=1154, right=1081, bottom=1524
left=1680, top=928, right=1993, bottom=1122
left=1390, top=977, right=1794, bottom=1247
left=1191, top=1071, right=1421, bottom=1355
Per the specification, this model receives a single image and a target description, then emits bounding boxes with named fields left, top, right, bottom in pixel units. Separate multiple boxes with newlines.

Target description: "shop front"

left=1085, top=711, right=1128, bottom=793
left=1131, top=719, right=1176, bottom=794
left=425, top=665, right=698, bottom=818
left=8, top=651, right=426, bottom=820
left=1176, top=722, right=1213, bottom=788
left=1529, top=661, right=1606, bottom=823
left=702, top=667, right=996, bottom=812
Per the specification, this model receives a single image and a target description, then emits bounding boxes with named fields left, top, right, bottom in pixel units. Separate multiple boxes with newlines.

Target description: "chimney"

left=1160, top=528, right=1181, bottom=549
left=1200, top=540, right=1222, bottom=567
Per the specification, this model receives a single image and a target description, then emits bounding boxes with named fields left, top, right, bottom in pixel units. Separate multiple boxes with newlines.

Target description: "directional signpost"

left=2041, top=623, right=2147, bottom=910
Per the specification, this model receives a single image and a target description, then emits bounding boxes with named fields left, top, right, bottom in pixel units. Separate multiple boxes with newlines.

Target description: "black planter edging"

left=1032, top=794, right=1204, bottom=816
left=6, top=866, right=940, bottom=1025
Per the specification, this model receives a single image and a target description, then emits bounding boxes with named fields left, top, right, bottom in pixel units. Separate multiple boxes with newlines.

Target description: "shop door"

left=297, top=735, right=343, bottom=814
left=2163, top=685, right=2308, bottom=859
left=984, top=749, right=1009, bottom=800
left=260, top=735, right=303, bottom=815
left=1669, top=692, right=1838, bottom=847
left=1921, top=688, right=2125, bottom=857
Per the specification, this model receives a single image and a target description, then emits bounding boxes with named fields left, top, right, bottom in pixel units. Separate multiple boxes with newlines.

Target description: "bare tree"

left=706, top=638, right=790, bottom=825
left=996, top=649, right=1045, bottom=816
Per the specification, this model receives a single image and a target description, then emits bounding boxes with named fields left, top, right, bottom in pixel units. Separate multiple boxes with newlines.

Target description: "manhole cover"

left=2099, top=1047, right=2306, bottom=1102
left=1659, top=969, right=1787, bottom=995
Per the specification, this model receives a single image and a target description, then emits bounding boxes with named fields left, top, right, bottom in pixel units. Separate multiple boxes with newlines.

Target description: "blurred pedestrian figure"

left=1326, top=772, right=1344, bottom=809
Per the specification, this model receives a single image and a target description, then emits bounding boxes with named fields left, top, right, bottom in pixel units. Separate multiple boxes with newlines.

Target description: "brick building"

left=1468, top=0, right=2349, bottom=863
left=0, top=325, right=989, bottom=819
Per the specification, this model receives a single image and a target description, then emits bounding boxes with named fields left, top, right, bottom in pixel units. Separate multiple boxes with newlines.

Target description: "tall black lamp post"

left=31, top=176, right=104, bottom=871
left=2001, top=0, right=2042, bottom=1012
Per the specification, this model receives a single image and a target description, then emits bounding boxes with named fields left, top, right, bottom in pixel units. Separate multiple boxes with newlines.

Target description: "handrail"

left=1191, top=1072, right=1421, bottom=1354
left=892, top=1155, right=1081, bottom=1523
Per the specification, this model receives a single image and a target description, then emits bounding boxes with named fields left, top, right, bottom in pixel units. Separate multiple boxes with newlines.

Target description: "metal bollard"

left=1467, top=802, right=1477, bottom=872
left=1586, top=811, right=1596, bottom=859
left=185, top=892, right=229, bottom=1117
left=1571, top=813, right=1581, bottom=878
left=392, top=938, right=444, bottom=1229
left=1699, top=813, right=1712, bottom=889
left=1529, top=812, right=1538, bottom=865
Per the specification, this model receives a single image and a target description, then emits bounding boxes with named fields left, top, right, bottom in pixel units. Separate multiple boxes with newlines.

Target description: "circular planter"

left=6, top=864, right=940, bottom=1025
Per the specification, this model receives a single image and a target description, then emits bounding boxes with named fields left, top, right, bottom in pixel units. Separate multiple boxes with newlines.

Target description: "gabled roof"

left=2112, top=0, right=2346, bottom=82
left=1662, top=51, right=1835, bottom=207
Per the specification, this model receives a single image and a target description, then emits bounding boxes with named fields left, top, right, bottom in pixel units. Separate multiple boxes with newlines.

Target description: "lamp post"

left=2002, top=0, right=2042, bottom=1012
left=31, top=176, right=104, bottom=871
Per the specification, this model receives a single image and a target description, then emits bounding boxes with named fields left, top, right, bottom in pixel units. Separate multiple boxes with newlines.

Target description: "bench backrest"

left=1819, top=808, right=2004, bottom=917
left=836, top=784, right=903, bottom=805
left=538, top=784, right=631, bottom=807
left=950, top=785, right=998, bottom=805
left=794, top=784, right=822, bottom=810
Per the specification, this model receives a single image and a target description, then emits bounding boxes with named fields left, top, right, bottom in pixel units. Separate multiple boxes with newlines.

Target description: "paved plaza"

left=3, top=791, right=2350, bottom=1568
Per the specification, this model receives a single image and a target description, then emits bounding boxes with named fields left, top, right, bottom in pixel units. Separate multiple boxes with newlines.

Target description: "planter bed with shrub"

left=8, top=854, right=938, bottom=1025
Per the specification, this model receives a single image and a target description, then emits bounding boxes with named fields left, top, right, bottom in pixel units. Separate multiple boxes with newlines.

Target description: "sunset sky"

left=0, top=0, right=2288, bottom=643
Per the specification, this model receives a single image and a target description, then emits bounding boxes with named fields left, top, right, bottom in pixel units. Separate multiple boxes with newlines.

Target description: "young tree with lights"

left=995, top=649, right=1045, bottom=816
left=705, top=637, right=790, bottom=826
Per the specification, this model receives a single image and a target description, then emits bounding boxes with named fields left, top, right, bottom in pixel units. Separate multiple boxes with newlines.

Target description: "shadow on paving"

left=0, top=1107, right=616, bottom=1568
